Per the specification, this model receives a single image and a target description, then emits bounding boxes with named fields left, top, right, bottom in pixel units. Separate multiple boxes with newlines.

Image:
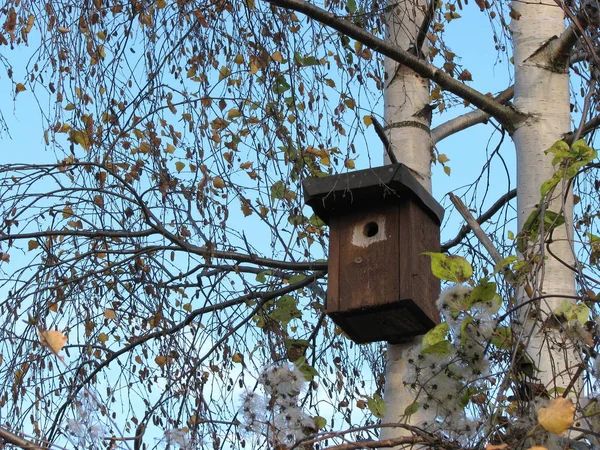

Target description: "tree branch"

left=324, top=436, right=425, bottom=449
left=371, top=116, right=396, bottom=164
left=0, top=426, right=47, bottom=450
left=264, top=0, right=524, bottom=131
left=431, top=86, right=514, bottom=143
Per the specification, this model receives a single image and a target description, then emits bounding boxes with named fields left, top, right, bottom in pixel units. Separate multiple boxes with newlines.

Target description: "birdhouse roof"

left=302, top=164, right=444, bottom=225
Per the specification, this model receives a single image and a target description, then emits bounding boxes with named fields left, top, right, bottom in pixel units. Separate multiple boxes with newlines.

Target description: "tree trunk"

left=511, top=0, right=579, bottom=392
left=381, top=0, right=432, bottom=439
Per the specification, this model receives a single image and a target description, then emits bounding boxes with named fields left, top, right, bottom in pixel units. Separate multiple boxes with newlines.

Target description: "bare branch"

left=46, top=270, right=327, bottom=442
left=432, top=86, right=515, bottom=143
left=323, top=436, right=424, bottom=449
left=0, top=426, right=47, bottom=450
left=264, top=0, right=525, bottom=131
left=371, top=116, right=396, bottom=164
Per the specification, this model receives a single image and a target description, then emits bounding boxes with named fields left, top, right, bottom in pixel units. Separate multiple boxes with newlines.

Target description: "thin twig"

left=371, top=116, right=397, bottom=164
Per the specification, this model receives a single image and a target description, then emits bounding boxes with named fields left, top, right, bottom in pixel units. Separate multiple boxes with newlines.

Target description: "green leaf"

left=313, top=416, right=327, bottom=430
left=493, top=255, right=518, bottom=274
left=422, top=252, right=473, bottom=282
left=459, top=315, right=474, bottom=345
left=404, top=401, right=420, bottom=416
left=295, top=356, right=319, bottom=380
left=347, top=0, right=357, bottom=13
left=554, top=300, right=590, bottom=325
left=309, top=214, right=326, bottom=227
left=421, top=340, right=452, bottom=355
left=255, top=270, right=271, bottom=283
left=470, top=280, right=496, bottom=304
left=422, top=322, right=449, bottom=347
left=270, top=181, right=286, bottom=201
left=269, top=295, right=301, bottom=327
left=490, top=326, right=512, bottom=349
left=367, top=393, right=386, bottom=418
left=302, top=56, right=319, bottom=66
left=288, top=274, right=306, bottom=284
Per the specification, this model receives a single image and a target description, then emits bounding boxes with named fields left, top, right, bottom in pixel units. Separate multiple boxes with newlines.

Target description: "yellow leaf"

left=344, top=98, right=355, bottom=109
left=65, top=103, right=75, bottom=111
left=363, top=115, right=373, bottom=127
left=538, top=397, right=574, bottom=435
left=69, top=130, right=91, bottom=150
left=232, top=352, right=244, bottom=363
left=165, top=143, right=175, bottom=154
left=344, top=158, right=355, bottom=169
left=241, top=203, right=252, bottom=217
left=240, top=161, right=252, bottom=169
left=485, top=445, right=508, bottom=450
left=155, top=0, right=166, bottom=8
left=28, top=240, right=39, bottom=251
left=48, top=302, right=58, bottom=312
left=272, top=51, right=283, bottom=63
left=444, top=165, right=451, bottom=176
left=227, top=108, right=242, bottom=119
left=104, top=309, right=116, bottom=320
left=438, top=154, right=450, bottom=163
left=15, top=83, right=26, bottom=94
left=234, top=54, right=244, bottom=65
left=38, top=329, right=68, bottom=355
left=175, top=161, right=185, bottom=173
left=213, top=177, right=226, bottom=189
left=98, top=333, right=108, bottom=344
left=62, top=205, right=73, bottom=218
left=155, top=355, right=168, bottom=367
left=57, top=26, right=70, bottom=34
left=218, top=66, right=231, bottom=81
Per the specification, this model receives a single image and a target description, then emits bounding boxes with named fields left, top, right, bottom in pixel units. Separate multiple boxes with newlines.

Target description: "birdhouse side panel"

left=326, top=216, right=342, bottom=313
left=328, top=205, right=400, bottom=314
left=397, top=201, right=441, bottom=324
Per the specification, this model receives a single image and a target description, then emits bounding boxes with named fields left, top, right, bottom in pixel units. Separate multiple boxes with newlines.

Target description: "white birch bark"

left=511, top=0, right=579, bottom=391
left=381, top=0, right=432, bottom=439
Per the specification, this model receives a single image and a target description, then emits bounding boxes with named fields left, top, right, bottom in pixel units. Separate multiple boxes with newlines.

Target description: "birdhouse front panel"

left=326, top=201, right=440, bottom=344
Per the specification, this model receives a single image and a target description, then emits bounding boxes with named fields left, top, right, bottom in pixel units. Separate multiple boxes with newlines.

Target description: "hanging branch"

left=263, top=0, right=525, bottom=131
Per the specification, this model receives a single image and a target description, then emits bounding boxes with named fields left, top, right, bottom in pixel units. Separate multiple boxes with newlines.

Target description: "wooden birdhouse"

left=303, top=164, right=445, bottom=344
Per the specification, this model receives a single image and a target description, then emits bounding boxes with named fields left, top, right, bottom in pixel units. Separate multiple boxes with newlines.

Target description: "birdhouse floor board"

left=329, top=300, right=436, bottom=344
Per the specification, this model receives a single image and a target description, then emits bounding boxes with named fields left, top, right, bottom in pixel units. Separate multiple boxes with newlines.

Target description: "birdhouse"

left=303, top=164, right=445, bottom=344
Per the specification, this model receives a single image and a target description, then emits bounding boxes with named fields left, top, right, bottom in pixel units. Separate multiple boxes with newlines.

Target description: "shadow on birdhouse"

left=303, top=164, right=444, bottom=344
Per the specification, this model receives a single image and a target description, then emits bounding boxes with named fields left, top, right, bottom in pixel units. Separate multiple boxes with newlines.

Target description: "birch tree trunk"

left=381, top=0, right=432, bottom=438
left=511, top=0, right=579, bottom=392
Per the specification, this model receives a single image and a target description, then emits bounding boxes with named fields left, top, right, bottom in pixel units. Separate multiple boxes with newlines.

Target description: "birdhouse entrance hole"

left=363, top=222, right=379, bottom=237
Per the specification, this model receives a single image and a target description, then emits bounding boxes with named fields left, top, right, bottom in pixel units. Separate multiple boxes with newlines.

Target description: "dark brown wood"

left=302, top=164, right=444, bottom=343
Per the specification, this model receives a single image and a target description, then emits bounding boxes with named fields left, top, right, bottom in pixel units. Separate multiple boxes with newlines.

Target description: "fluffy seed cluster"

left=404, top=284, right=499, bottom=444
left=240, top=363, right=314, bottom=446
left=66, top=393, right=107, bottom=448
